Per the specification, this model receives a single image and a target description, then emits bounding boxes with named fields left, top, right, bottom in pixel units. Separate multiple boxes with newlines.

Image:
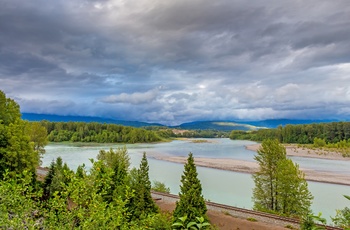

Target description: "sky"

left=1, top=0, right=350, bottom=125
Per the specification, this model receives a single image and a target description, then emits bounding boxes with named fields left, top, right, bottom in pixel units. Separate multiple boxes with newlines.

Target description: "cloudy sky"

left=1, top=0, right=350, bottom=125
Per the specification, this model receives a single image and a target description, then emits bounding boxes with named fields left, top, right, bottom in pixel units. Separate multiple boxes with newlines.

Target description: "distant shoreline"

left=150, top=143, right=350, bottom=186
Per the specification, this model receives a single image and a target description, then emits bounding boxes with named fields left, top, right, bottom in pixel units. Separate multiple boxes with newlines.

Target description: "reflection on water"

left=42, top=139, right=350, bottom=223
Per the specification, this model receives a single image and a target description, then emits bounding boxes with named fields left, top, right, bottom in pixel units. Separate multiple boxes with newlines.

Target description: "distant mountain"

left=173, top=121, right=265, bottom=131
left=21, top=113, right=164, bottom=128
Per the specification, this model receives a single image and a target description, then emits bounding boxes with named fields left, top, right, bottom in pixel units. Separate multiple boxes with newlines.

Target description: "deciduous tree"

left=25, top=121, right=48, bottom=154
left=0, top=91, right=39, bottom=179
left=97, top=147, right=131, bottom=202
left=332, top=195, right=350, bottom=229
left=253, top=139, right=312, bottom=218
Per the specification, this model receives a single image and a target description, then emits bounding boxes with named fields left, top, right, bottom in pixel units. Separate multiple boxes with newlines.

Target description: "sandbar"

left=150, top=144, right=350, bottom=186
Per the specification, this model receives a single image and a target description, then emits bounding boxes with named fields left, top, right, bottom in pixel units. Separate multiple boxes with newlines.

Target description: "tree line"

left=145, top=126, right=231, bottom=138
left=230, top=122, right=350, bottom=144
left=38, top=121, right=163, bottom=143
left=37, top=121, right=230, bottom=144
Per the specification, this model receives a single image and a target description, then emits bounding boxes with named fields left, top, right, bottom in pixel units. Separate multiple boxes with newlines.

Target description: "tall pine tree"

left=129, top=152, right=158, bottom=219
left=173, top=152, right=208, bottom=225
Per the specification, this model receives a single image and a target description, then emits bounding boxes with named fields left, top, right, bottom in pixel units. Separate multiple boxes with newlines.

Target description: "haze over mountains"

left=22, top=113, right=338, bottom=131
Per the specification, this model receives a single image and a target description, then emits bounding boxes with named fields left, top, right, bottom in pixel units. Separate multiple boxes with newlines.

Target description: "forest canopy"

left=230, top=122, right=350, bottom=144
left=40, top=121, right=163, bottom=143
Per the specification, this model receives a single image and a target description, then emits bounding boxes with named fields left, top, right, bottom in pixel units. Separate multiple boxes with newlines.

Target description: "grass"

left=246, top=217, right=257, bottom=222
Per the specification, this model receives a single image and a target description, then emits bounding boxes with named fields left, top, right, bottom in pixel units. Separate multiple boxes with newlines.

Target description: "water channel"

left=42, top=139, right=350, bottom=223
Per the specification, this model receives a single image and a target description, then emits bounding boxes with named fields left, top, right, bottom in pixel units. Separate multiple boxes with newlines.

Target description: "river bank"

left=150, top=143, right=350, bottom=186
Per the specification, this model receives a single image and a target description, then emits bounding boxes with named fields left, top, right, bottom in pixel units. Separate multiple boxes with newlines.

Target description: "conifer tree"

left=129, top=152, right=158, bottom=218
left=43, top=157, right=72, bottom=199
left=173, top=152, right=208, bottom=225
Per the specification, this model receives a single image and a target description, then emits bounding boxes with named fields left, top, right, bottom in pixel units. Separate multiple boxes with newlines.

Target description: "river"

left=42, top=139, right=350, bottom=223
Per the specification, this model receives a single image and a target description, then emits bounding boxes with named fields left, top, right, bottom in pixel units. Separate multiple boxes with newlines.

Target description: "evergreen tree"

left=129, top=152, right=158, bottom=219
left=43, top=160, right=56, bottom=199
left=253, top=139, right=312, bottom=218
left=43, top=157, right=72, bottom=199
left=173, top=152, right=208, bottom=226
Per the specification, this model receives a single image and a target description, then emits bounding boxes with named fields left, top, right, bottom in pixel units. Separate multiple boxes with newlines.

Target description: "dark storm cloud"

left=1, top=0, right=350, bottom=124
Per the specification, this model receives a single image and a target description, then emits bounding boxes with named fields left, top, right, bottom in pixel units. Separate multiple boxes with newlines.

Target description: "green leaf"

left=187, top=221, right=197, bottom=228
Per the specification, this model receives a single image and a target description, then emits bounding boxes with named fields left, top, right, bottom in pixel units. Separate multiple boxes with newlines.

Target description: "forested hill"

left=22, top=113, right=163, bottom=127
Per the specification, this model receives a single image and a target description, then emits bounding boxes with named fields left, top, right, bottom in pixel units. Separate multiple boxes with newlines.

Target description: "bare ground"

left=156, top=200, right=287, bottom=230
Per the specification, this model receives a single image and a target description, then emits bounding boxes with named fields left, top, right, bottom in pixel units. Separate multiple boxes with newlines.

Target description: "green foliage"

left=175, top=129, right=230, bottom=138
left=130, top=213, right=172, bottom=229
left=253, top=139, right=287, bottom=212
left=129, top=152, right=159, bottom=219
left=0, top=91, right=39, bottom=180
left=246, top=217, right=257, bottom=222
left=0, top=150, right=172, bottom=229
left=0, top=171, right=42, bottom=229
left=313, top=137, right=326, bottom=148
left=95, top=147, right=131, bottom=203
left=172, top=215, right=211, bottom=230
left=275, top=159, right=313, bottom=217
left=230, top=122, right=350, bottom=146
left=253, top=139, right=312, bottom=218
left=300, top=212, right=327, bottom=230
left=43, top=157, right=73, bottom=199
left=42, top=121, right=163, bottom=143
left=0, top=90, right=21, bottom=126
left=25, top=121, right=48, bottom=154
left=152, top=180, right=171, bottom=193
left=332, top=195, right=350, bottom=229
left=173, top=153, right=208, bottom=228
